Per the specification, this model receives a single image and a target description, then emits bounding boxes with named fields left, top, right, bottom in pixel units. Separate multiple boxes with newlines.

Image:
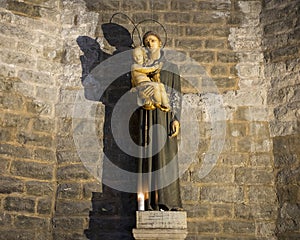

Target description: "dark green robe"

left=138, top=55, right=182, bottom=210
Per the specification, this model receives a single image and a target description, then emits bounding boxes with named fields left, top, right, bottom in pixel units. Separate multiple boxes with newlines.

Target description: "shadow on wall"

left=77, top=23, right=138, bottom=240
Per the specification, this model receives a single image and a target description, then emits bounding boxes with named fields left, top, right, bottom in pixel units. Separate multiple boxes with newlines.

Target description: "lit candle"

left=138, top=193, right=145, bottom=211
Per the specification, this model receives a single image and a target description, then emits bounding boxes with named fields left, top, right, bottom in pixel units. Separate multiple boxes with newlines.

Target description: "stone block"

left=57, top=164, right=92, bottom=181
left=190, top=51, right=215, bottom=63
left=33, top=148, right=56, bottom=162
left=217, top=52, right=238, bottom=63
left=194, top=12, right=226, bottom=24
left=7, top=0, right=41, bottom=18
left=25, top=181, right=54, bottom=196
left=37, top=197, right=52, bottom=215
left=136, top=211, right=187, bottom=229
left=175, top=39, right=202, bottom=50
left=57, top=182, right=81, bottom=199
left=235, top=167, right=274, bottom=185
left=14, top=215, right=50, bottom=229
left=0, top=176, right=24, bottom=194
left=11, top=160, right=54, bottom=180
left=210, top=65, right=228, bottom=76
left=164, top=12, right=191, bottom=24
left=53, top=217, right=86, bottom=230
left=188, top=220, right=221, bottom=233
left=4, top=196, right=35, bottom=213
left=0, top=143, right=31, bottom=159
left=121, top=0, right=147, bottom=11
left=133, top=228, right=188, bottom=240
left=223, top=220, right=256, bottom=234
left=200, top=186, right=244, bottom=203
left=55, top=200, right=92, bottom=216
left=248, top=186, right=277, bottom=204
left=182, top=204, right=210, bottom=218
left=205, top=39, right=226, bottom=50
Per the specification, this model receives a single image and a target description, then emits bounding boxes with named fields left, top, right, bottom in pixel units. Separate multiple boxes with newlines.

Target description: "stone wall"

left=261, top=0, right=300, bottom=239
left=0, top=0, right=298, bottom=239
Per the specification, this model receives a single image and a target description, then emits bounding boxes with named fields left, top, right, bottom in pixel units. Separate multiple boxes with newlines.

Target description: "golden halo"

left=131, top=19, right=168, bottom=48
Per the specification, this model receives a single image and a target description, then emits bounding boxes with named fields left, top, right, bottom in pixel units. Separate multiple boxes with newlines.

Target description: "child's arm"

left=133, top=64, right=160, bottom=74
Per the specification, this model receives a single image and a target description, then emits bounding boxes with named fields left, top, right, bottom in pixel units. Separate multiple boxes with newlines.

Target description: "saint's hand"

left=170, top=120, right=180, bottom=138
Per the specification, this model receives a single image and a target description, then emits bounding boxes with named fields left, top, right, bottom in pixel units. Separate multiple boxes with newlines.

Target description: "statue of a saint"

left=137, top=31, right=182, bottom=211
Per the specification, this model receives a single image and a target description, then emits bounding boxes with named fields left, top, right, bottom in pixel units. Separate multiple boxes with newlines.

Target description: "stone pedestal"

left=133, top=211, right=187, bottom=240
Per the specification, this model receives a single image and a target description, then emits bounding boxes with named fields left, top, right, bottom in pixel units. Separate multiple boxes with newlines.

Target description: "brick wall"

left=262, top=0, right=300, bottom=239
left=1, top=0, right=298, bottom=239
left=0, top=0, right=62, bottom=238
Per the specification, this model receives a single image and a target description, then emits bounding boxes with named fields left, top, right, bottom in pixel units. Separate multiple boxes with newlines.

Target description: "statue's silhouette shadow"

left=77, top=23, right=138, bottom=240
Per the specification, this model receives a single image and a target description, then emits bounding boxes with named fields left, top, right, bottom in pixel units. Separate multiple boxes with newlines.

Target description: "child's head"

left=133, top=46, right=147, bottom=64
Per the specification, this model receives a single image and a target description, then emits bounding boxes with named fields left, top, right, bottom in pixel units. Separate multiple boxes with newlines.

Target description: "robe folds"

left=138, top=56, right=182, bottom=210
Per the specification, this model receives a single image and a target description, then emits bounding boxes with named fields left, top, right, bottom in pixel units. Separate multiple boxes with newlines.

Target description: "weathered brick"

left=32, top=117, right=55, bottom=133
left=235, top=167, right=274, bottom=185
left=188, top=220, right=221, bottom=233
left=190, top=51, right=215, bottom=63
left=121, top=0, right=147, bottom=11
left=0, top=92, right=25, bottom=111
left=53, top=217, right=86, bottom=230
left=0, top=176, right=24, bottom=194
left=4, top=196, right=35, bottom=213
left=212, top=77, right=237, bottom=89
left=181, top=184, right=200, bottom=201
left=171, top=0, right=198, bottom=11
left=55, top=200, right=92, bottom=216
left=14, top=215, right=50, bottom=229
left=26, top=100, right=53, bottom=116
left=192, top=166, right=234, bottom=184
left=17, top=131, right=54, bottom=147
left=210, top=65, right=228, bottom=76
left=200, top=186, right=244, bottom=203
left=175, top=39, right=202, bottom=50
left=0, top=213, right=13, bottom=226
left=217, top=52, right=238, bottom=63
left=0, top=230, right=35, bottom=240
left=205, top=39, right=226, bottom=49
left=57, top=164, right=92, bottom=181
left=7, top=0, right=41, bottom=18
left=82, top=181, right=102, bottom=199
left=212, top=204, right=233, bottom=218
left=182, top=204, right=210, bottom=218
left=234, top=203, right=278, bottom=220
left=57, top=183, right=81, bottom=199
left=0, top=50, right=36, bottom=69
left=164, top=12, right=191, bottom=23
left=25, top=181, right=54, bottom=196
left=248, top=186, right=277, bottom=204
left=33, top=148, right=56, bottom=162
left=223, top=220, right=256, bottom=234
left=37, top=197, right=52, bottom=215
left=0, top=143, right=32, bottom=159
left=85, top=0, right=120, bottom=11
left=193, top=13, right=226, bottom=24
left=11, top=160, right=54, bottom=180
left=18, top=70, right=53, bottom=86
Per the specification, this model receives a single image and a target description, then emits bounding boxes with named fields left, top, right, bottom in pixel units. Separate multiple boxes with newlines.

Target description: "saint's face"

left=144, top=35, right=161, bottom=51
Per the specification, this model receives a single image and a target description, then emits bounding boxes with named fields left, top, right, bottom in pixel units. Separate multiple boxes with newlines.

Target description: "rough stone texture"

left=0, top=0, right=298, bottom=239
left=261, top=0, right=300, bottom=239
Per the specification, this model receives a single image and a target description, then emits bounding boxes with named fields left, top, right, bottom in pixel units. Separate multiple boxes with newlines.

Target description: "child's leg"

left=159, top=83, right=170, bottom=108
left=151, top=83, right=162, bottom=105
